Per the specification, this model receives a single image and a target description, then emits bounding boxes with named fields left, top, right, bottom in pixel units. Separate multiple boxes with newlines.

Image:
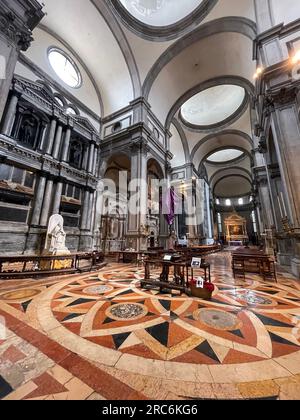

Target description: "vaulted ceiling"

left=19, top=0, right=300, bottom=198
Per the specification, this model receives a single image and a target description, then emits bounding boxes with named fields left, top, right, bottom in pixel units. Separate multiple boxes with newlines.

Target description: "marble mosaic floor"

left=0, top=253, right=300, bottom=400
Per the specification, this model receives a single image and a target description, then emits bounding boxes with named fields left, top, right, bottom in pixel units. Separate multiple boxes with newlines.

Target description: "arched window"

left=66, top=106, right=78, bottom=116
left=225, top=199, right=231, bottom=207
left=238, top=198, right=244, bottom=205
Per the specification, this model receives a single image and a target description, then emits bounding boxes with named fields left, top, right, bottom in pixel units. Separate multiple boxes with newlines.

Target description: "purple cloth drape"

left=165, top=188, right=176, bottom=226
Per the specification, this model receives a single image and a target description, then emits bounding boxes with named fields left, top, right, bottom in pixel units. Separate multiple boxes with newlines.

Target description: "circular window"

left=48, top=48, right=82, bottom=88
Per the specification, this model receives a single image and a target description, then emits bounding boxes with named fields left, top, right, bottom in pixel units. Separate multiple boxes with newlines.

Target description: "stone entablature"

left=102, top=97, right=168, bottom=151
left=101, top=122, right=168, bottom=174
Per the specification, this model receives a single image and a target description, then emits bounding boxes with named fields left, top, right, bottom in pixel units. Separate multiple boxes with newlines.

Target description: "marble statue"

left=45, top=214, right=70, bottom=255
left=167, top=230, right=177, bottom=250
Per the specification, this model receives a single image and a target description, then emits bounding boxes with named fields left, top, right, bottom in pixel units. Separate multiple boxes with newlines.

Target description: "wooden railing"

left=0, top=251, right=105, bottom=279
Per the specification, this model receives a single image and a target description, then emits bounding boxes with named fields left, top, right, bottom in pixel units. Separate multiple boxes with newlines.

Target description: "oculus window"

left=181, top=85, right=246, bottom=128
left=48, top=49, right=81, bottom=89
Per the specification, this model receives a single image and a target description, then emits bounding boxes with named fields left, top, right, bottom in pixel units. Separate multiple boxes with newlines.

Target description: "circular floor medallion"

left=193, top=308, right=242, bottom=331
left=0, top=289, right=41, bottom=301
left=106, top=303, right=148, bottom=321
left=235, top=292, right=273, bottom=306
left=83, top=285, right=113, bottom=295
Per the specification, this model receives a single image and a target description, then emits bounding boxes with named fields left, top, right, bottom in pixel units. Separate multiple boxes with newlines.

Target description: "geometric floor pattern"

left=1, top=252, right=300, bottom=400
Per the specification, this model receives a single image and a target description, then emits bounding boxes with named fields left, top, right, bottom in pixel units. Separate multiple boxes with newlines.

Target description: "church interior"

left=0, top=0, right=300, bottom=401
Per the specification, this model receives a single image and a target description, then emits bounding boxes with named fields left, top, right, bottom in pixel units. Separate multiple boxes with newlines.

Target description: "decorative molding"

left=12, top=75, right=100, bottom=142
left=109, top=0, right=219, bottom=42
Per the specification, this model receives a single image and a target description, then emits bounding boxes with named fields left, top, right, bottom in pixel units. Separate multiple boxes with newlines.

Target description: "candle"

left=280, top=192, right=287, bottom=217
left=277, top=195, right=283, bottom=218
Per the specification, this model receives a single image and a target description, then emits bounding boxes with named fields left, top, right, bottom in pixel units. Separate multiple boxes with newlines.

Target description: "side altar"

left=224, top=213, right=248, bottom=244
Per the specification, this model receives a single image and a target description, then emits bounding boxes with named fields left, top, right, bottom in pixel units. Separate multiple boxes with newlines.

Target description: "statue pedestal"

left=41, top=249, right=72, bottom=270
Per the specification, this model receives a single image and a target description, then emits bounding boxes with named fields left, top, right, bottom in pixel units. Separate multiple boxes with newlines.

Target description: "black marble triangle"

left=112, top=333, right=131, bottom=349
left=0, top=375, right=13, bottom=399
left=69, top=282, right=79, bottom=286
left=159, top=300, right=171, bottom=312
left=67, top=298, right=95, bottom=307
left=198, top=304, right=207, bottom=309
left=147, top=312, right=157, bottom=317
left=231, top=329, right=244, bottom=338
left=103, top=317, right=115, bottom=325
left=269, top=332, right=299, bottom=347
left=21, top=300, right=32, bottom=313
left=58, top=295, right=70, bottom=300
left=255, top=313, right=292, bottom=328
left=116, top=290, right=132, bottom=297
left=195, top=341, right=220, bottom=363
left=170, top=311, right=179, bottom=320
left=186, top=315, right=195, bottom=321
left=62, top=313, right=81, bottom=323
left=146, top=322, right=169, bottom=347
left=262, top=290, right=278, bottom=295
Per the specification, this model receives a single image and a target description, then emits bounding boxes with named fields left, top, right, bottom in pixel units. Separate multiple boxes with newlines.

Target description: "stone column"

left=80, top=190, right=90, bottom=231
left=39, top=179, right=54, bottom=227
left=38, top=122, right=48, bottom=152
left=82, top=145, right=89, bottom=171
left=61, top=126, right=72, bottom=162
left=92, top=146, right=98, bottom=176
left=52, top=123, right=63, bottom=160
left=185, top=180, right=199, bottom=246
left=52, top=182, right=63, bottom=215
left=127, top=141, right=148, bottom=251
left=45, top=119, right=57, bottom=155
left=270, top=96, right=300, bottom=276
left=31, top=174, right=47, bottom=226
left=86, top=192, right=94, bottom=232
left=1, top=92, right=19, bottom=136
left=87, top=142, right=95, bottom=174
left=93, top=183, right=104, bottom=250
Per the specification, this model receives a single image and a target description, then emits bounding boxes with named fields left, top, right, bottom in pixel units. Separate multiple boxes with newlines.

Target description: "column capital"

left=0, top=3, right=44, bottom=51
left=130, top=138, right=149, bottom=155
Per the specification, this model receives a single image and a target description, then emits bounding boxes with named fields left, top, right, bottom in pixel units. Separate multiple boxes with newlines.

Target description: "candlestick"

left=277, top=195, right=283, bottom=218
left=280, top=192, right=287, bottom=217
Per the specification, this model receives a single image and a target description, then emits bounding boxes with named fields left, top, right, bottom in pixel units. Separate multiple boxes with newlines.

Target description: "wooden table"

left=141, top=259, right=190, bottom=294
left=232, top=248, right=277, bottom=280
left=141, top=258, right=211, bottom=294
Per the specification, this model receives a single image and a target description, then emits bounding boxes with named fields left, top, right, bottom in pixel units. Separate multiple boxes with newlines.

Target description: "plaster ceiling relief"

left=181, top=85, right=246, bottom=128
left=119, top=0, right=203, bottom=26
left=207, top=149, right=244, bottom=163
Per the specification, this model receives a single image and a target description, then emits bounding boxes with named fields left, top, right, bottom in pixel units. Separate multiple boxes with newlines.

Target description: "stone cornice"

left=0, top=134, right=98, bottom=190
left=0, top=1, right=44, bottom=51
